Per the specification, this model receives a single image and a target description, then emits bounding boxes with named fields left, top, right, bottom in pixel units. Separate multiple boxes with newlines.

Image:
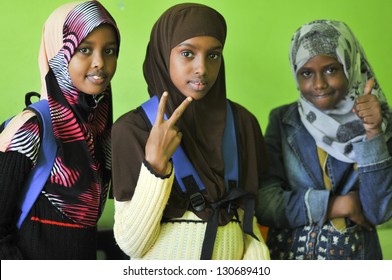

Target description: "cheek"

left=68, top=60, right=82, bottom=81
left=169, top=62, right=182, bottom=85
left=68, top=67, right=77, bottom=85
left=297, top=79, right=309, bottom=93
left=106, top=62, right=117, bottom=79
left=332, top=76, right=349, bottom=93
left=340, top=79, right=349, bottom=91
left=209, top=62, right=221, bottom=83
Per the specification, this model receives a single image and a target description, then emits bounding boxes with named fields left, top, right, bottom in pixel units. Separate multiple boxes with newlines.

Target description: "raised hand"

left=353, top=79, right=382, bottom=140
left=145, top=92, right=192, bottom=175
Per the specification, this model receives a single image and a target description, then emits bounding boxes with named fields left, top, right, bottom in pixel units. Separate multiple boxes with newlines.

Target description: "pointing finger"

left=155, top=91, right=168, bottom=125
left=168, top=96, right=193, bottom=126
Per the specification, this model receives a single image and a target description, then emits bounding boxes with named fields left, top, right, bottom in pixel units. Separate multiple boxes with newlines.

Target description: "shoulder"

left=112, top=108, right=151, bottom=148
left=269, top=102, right=298, bottom=120
left=270, top=102, right=297, bottom=114
left=229, top=101, right=259, bottom=124
left=113, top=108, right=147, bottom=133
left=0, top=112, right=41, bottom=163
left=0, top=110, right=38, bottom=152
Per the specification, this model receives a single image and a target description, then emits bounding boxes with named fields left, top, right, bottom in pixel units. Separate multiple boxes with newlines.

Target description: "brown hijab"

left=113, top=3, right=266, bottom=225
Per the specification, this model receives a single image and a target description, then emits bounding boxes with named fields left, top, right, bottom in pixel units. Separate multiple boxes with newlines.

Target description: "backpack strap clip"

left=189, top=193, right=206, bottom=212
left=182, top=175, right=206, bottom=212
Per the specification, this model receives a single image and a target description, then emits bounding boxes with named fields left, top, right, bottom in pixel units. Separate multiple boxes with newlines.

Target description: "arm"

left=0, top=152, right=32, bottom=259
left=113, top=162, right=174, bottom=258
left=112, top=93, right=192, bottom=258
left=327, top=191, right=372, bottom=230
left=353, top=134, right=392, bottom=225
left=352, top=80, right=392, bottom=224
left=0, top=112, right=38, bottom=259
left=256, top=105, right=330, bottom=228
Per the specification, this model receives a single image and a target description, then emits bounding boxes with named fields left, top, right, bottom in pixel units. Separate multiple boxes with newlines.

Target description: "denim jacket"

left=256, top=102, right=392, bottom=259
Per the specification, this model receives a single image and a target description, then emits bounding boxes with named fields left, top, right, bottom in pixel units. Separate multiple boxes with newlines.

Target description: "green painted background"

left=1, top=0, right=391, bottom=258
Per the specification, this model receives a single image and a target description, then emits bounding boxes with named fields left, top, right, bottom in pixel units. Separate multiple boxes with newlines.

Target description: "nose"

left=194, top=56, right=207, bottom=76
left=313, top=74, right=328, bottom=90
left=92, top=52, right=104, bottom=69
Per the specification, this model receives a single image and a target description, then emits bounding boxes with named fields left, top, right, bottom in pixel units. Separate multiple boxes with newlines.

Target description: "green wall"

left=1, top=0, right=391, bottom=130
left=1, top=0, right=391, bottom=258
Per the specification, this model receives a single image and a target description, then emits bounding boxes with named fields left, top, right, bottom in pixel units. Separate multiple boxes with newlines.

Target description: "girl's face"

left=169, top=36, right=222, bottom=100
left=297, top=55, right=349, bottom=111
left=68, top=24, right=118, bottom=95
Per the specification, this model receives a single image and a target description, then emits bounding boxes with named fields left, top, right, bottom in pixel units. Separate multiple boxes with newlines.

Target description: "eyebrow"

left=176, top=42, right=223, bottom=50
left=301, top=61, right=342, bottom=70
left=80, top=40, right=118, bottom=46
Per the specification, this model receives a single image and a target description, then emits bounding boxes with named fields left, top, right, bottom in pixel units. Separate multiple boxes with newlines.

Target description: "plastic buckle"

left=190, top=192, right=206, bottom=212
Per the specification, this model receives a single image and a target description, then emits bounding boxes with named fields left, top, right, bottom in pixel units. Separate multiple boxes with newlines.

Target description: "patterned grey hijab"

left=290, top=20, right=391, bottom=163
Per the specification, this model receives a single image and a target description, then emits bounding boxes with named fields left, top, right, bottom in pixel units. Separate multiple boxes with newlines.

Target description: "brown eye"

left=181, top=51, right=194, bottom=58
left=300, top=70, right=311, bottom=78
left=209, top=52, right=221, bottom=60
left=77, top=47, right=90, bottom=54
left=105, top=48, right=116, bottom=55
left=325, top=67, right=336, bottom=74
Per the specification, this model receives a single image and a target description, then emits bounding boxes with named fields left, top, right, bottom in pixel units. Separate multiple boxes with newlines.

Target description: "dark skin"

left=145, top=92, right=193, bottom=175
left=145, top=36, right=222, bottom=176
left=328, top=79, right=382, bottom=231
left=298, top=55, right=383, bottom=231
left=354, top=79, right=383, bottom=140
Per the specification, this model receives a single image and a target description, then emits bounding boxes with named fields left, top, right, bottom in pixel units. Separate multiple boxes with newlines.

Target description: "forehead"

left=174, top=35, right=222, bottom=49
left=81, top=24, right=118, bottom=43
left=301, top=54, right=340, bottom=68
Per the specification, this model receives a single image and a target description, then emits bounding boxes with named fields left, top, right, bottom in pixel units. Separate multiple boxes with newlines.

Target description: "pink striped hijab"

left=36, top=1, right=120, bottom=226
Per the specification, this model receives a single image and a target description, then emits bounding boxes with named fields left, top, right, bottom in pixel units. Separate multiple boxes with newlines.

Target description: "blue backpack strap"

left=140, top=96, right=238, bottom=211
left=16, top=100, right=57, bottom=228
left=223, top=101, right=238, bottom=190
left=4, top=118, right=11, bottom=127
left=140, top=96, right=249, bottom=260
left=140, top=96, right=207, bottom=211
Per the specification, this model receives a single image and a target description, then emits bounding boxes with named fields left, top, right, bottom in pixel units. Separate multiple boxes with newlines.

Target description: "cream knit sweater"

left=113, top=162, right=270, bottom=260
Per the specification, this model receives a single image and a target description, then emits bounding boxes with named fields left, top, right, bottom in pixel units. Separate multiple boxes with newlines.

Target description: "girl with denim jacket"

left=256, top=20, right=392, bottom=259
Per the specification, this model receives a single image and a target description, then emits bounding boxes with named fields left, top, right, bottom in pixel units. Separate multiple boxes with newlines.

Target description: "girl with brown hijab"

left=112, top=3, right=269, bottom=260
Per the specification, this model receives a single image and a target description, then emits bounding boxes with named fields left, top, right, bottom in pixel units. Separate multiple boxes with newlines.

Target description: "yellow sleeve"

left=113, top=162, right=174, bottom=258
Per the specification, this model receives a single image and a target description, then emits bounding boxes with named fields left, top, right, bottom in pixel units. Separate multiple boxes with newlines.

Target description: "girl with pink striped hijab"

left=0, top=1, right=120, bottom=259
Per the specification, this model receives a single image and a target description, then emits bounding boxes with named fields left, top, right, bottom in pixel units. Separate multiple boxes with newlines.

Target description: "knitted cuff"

left=143, top=159, right=173, bottom=179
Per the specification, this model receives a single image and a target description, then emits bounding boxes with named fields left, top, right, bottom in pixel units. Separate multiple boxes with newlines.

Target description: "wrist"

left=143, top=159, right=172, bottom=178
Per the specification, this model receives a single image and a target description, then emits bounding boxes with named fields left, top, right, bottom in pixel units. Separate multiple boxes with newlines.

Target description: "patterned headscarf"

left=290, top=20, right=391, bottom=162
left=38, top=1, right=120, bottom=226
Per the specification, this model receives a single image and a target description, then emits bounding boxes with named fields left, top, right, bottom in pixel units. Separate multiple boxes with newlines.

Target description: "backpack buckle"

left=190, top=192, right=205, bottom=212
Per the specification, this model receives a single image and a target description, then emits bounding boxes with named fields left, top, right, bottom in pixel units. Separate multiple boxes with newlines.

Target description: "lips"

left=86, top=73, right=107, bottom=85
left=189, top=79, right=207, bottom=91
left=313, top=92, right=332, bottom=99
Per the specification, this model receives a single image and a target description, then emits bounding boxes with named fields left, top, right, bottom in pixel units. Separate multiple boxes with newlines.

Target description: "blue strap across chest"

left=140, top=95, right=238, bottom=194
left=140, top=96, right=257, bottom=260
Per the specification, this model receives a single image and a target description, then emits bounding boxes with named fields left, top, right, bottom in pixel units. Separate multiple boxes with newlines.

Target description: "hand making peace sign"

left=145, top=91, right=193, bottom=175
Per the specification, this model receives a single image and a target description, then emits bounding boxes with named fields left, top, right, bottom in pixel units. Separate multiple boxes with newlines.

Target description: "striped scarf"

left=39, top=1, right=120, bottom=226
